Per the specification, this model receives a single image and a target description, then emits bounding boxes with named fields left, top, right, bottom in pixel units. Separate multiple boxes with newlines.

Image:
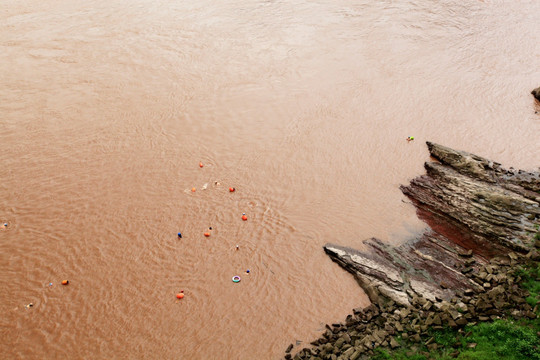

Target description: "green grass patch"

left=457, top=320, right=539, bottom=360
left=515, top=262, right=540, bottom=311
left=372, top=319, right=539, bottom=360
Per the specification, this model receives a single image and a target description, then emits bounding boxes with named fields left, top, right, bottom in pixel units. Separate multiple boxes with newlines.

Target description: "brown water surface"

left=1, top=0, right=539, bottom=359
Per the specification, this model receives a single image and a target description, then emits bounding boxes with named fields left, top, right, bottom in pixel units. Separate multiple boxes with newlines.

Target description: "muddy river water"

left=1, top=0, right=539, bottom=358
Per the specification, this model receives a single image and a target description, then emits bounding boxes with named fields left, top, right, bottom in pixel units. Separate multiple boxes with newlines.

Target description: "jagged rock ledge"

left=285, top=142, right=539, bottom=360
left=325, top=142, right=539, bottom=307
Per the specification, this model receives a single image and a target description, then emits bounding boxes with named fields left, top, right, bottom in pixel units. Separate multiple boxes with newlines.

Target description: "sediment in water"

left=284, top=142, right=539, bottom=360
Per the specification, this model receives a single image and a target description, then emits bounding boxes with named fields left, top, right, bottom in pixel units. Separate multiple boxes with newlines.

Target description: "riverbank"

left=284, top=142, right=539, bottom=360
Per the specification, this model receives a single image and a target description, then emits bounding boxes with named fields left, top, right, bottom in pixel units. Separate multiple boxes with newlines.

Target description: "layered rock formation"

left=285, top=142, right=539, bottom=360
left=325, top=142, right=539, bottom=307
left=285, top=252, right=538, bottom=360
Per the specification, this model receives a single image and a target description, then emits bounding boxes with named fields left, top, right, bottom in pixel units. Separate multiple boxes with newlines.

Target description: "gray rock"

left=349, top=349, right=362, bottom=360
left=526, top=250, right=540, bottom=261
left=384, top=323, right=395, bottom=335
left=342, top=347, right=355, bottom=358
left=400, top=308, right=411, bottom=319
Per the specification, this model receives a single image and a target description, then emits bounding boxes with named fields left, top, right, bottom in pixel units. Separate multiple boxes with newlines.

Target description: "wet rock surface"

left=533, top=87, right=540, bottom=101
left=285, top=142, right=539, bottom=360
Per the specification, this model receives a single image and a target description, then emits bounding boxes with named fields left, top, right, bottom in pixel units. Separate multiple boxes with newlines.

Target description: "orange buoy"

left=191, top=187, right=196, bottom=192
left=242, top=213, right=247, bottom=221
left=176, top=293, right=184, bottom=299
left=199, top=162, right=203, bottom=168
left=61, top=280, right=69, bottom=285
left=229, top=187, right=235, bottom=192
left=204, top=232, right=210, bottom=237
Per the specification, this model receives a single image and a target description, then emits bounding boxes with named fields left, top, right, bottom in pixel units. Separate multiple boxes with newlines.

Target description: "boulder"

left=350, top=349, right=363, bottom=360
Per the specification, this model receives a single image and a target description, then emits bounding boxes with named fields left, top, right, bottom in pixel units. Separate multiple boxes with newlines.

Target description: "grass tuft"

left=516, top=262, right=540, bottom=311
left=459, top=320, right=539, bottom=360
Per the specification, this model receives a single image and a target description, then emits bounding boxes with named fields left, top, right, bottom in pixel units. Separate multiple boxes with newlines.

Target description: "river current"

left=1, top=0, right=539, bottom=359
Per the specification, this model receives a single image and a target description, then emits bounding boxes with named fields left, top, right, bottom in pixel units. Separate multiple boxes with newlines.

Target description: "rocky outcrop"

left=532, top=87, right=540, bottom=101
left=323, top=235, right=481, bottom=307
left=285, top=251, right=538, bottom=360
left=404, top=142, right=539, bottom=252
left=285, top=142, right=539, bottom=360
left=323, top=142, right=539, bottom=308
